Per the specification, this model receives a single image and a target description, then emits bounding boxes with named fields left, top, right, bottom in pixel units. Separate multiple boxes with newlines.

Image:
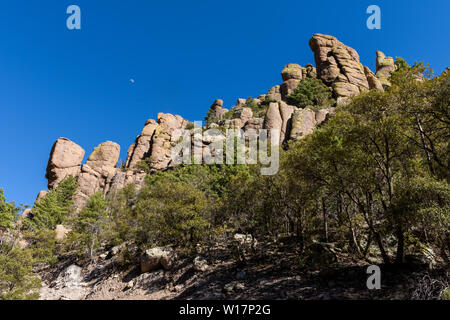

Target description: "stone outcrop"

left=141, top=247, right=175, bottom=273
left=263, top=101, right=296, bottom=143
left=149, top=113, right=188, bottom=170
left=126, top=119, right=157, bottom=169
left=210, top=99, right=228, bottom=120
left=364, top=66, right=384, bottom=91
left=280, top=64, right=302, bottom=100
left=75, top=141, right=120, bottom=209
left=290, top=108, right=333, bottom=141
left=281, top=64, right=303, bottom=82
left=36, top=190, right=48, bottom=203
left=45, top=138, right=85, bottom=189
left=303, top=64, right=317, bottom=78
left=309, top=34, right=369, bottom=98
left=267, top=85, right=282, bottom=102
left=376, top=51, right=397, bottom=87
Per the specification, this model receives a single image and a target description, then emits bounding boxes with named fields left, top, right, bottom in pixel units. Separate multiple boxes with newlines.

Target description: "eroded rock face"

left=75, top=141, right=120, bottom=209
left=35, top=190, right=48, bottom=203
left=126, top=120, right=158, bottom=169
left=290, top=108, right=333, bottom=141
left=303, top=64, right=317, bottom=78
left=280, top=79, right=301, bottom=101
left=264, top=102, right=283, bottom=137
left=46, top=138, right=85, bottom=189
left=267, top=85, right=282, bottom=102
left=211, top=99, right=228, bottom=121
left=281, top=64, right=303, bottom=82
left=149, top=113, right=188, bottom=170
left=376, top=51, right=397, bottom=87
left=309, top=34, right=369, bottom=98
left=263, top=102, right=296, bottom=143
left=364, top=66, right=384, bottom=91
left=280, top=64, right=303, bottom=100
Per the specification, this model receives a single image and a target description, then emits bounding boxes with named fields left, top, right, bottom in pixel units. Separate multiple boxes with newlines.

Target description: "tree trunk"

left=321, top=197, right=329, bottom=242
left=416, top=116, right=435, bottom=175
left=374, top=231, right=390, bottom=264
left=395, top=226, right=405, bottom=264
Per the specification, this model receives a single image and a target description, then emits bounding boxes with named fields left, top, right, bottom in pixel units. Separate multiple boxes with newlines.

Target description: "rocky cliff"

left=36, top=34, right=395, bottom=210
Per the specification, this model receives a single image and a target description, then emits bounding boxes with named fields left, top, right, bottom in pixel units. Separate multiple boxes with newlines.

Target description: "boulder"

left=85, top=141, right=120, bottom=175
left=263, top=101, right=296, bottom=144
left=45, top=138, right=85, bottom=189
left=233, top=234, right=257, bottom=251
left=141, top=247, right=175, bottom=273
left=232, top=107, right=253, bottom=126
left=55, top=224, right=71, bottom=241
left=305, top=242, right=338, bottom=266
left=205, top=99, right=228, bottom=126
left=281, top=64, right=303, bottom=81
left=63, top=265, right=82, bottom=288
left=193, top=256, right=209, bottom=272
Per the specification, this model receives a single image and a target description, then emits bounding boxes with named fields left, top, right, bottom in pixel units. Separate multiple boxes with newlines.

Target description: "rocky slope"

left=33, top=34, right=396, bottom=211
left=38, top=236, right=448, bottom=300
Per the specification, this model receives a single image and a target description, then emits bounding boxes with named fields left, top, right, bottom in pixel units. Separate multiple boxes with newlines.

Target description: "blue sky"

left=0, top=0, right=449, bottom=208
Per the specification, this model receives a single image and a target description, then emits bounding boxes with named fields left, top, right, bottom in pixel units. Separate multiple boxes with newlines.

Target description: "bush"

left=286, top=78, right=333, bottom=109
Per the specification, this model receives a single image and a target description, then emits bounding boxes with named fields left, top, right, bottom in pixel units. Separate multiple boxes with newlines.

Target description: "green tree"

left=0, top=189, right=20, bottom=232
left=286, top=78, right=333, bottom=109
left=0, top=248, right=41, bottom=300
left=25, top=176, right=77, bottom=230
left=68, top=191, right=109, bottom=259
left=135, top=178, right=209, bottom=248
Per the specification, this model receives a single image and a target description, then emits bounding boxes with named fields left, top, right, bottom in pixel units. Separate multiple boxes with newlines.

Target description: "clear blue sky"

left=1, top=0, right=449, bottom=208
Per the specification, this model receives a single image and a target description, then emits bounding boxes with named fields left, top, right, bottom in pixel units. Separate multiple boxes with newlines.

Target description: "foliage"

left=66, top=191, right=109, bottom=259
left=22, top=229, right=58, bottom=265
left=135, top=159, right=150, bottom=173
left=24, top=176, right=77, bottom=230
left=134, top=176, right=209, bottom=248
left=0, top=189, right=20, bottom=232
left=286, top=78, right=333, bottom=109
left=394, top=57, right=410, bottom=72
left=0, top=247, right=41, bottom=300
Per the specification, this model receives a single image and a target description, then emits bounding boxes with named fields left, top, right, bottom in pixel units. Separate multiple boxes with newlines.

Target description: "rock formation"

left=46, top=138, right=85, bottom=189
left=35, top=33, right=394, bottom=212
left=74, top=141, right=120, bottom=208
left=376, top=51, right=397, bottom=87
left=309, top=34, right=370, bottom=99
